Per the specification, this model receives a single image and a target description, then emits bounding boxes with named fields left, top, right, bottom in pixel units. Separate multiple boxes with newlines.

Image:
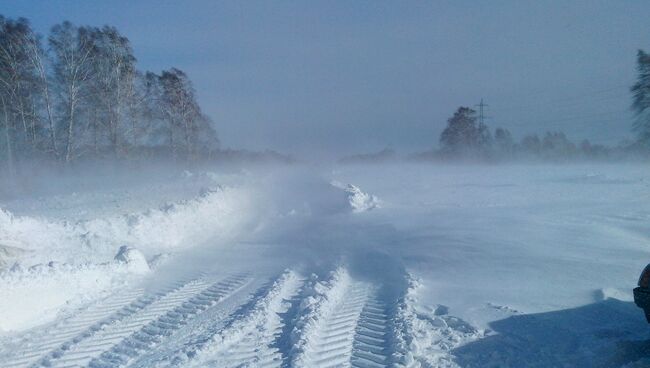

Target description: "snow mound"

left=394, top=275, right=484, bottom=367
left=331, top=181, right=381, bottom=212
left=595, top=287, right=633, bottom=302
left=0, top=261, right=142, bottom=332
left=290, top=267, right=350, bottom=366
left=148, top=252, right=172, bottom=269
left=0, top=185, right=251, bottom=267
left=0, top=183, right=252, bottom=333
left=114, top=246, right=150, bottom=274
left=0, top=244, right=27, bottom=270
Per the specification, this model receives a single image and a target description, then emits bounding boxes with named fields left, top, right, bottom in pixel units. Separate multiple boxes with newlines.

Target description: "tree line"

left=435, top=49, right=650, bottom=162
left=0, top=16, right=219, bottom=176
left=437, top=107, right=616, bottom=161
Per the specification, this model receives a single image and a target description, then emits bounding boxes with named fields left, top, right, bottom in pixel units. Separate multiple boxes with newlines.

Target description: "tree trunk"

left=92, top=109, right=98, bottom=156
left=169, top=119, right=175, bottom=160
left=65, top=92, right=75, bottom=164
left=1, top=96, right=15, bottom=182
left=42, top=77, right=58, bottom=158
left=18, top=99, right=29, bottom=142
left=184, top=120, right=191, bottom=161
left=30, top=100, right=38, bottom=146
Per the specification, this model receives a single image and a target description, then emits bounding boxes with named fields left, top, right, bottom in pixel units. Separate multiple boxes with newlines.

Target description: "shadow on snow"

left=454, top=299, right=650, bottom=368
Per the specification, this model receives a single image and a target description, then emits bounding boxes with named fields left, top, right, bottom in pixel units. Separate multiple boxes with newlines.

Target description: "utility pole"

left=475, top=99, right=488, bottom=125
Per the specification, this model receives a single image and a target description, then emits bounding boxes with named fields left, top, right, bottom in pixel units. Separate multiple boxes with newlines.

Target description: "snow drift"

left=0, top=185, right=251, bottom=268
left=331, top=181, right=381, bottom=212
left=0, top=177, right=254, bottom=333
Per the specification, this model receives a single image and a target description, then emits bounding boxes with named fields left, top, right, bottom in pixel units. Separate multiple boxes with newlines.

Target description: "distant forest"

left=428, top=49, right=650, bottom=162
left=429, top=108, right=624, bottom=162
left=0, top=15, right=221, bottom=177
left=3, top=15, right=650, bottom=172
left=342, top=50, right=650, bottom=164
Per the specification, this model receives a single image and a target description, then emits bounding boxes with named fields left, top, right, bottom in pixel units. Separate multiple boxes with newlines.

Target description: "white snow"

left=2, top=163, right=650, bottom=366
left=114, top=245, right=150, bottom=274
left=187, top=269, right=303, bottom=367
left=0, top=171, right=254, bottom=333
left=290, top=267, right=351, bottom=366
left=0, top=261, right=140, bottom=332
left=0, top=185, right=251, bottom=267
left=331, top=181, right=381, bottom=212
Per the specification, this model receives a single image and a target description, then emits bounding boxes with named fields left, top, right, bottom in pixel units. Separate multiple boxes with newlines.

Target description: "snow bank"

left=0, top=259, right=142, bottom=332
left=290, top=267, right=351, bottom=366
left=394, top=275, right=484, bottom=367
left=0, top=178, right=254, bottom=333
left=331, top=181, right=380, bottom=212
left=114, top=246, right=150, bottom=274
left=0, top=185, right=251, bottom=268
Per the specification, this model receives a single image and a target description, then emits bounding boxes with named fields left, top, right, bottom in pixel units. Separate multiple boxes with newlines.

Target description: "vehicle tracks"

left=33, top=277, right=216, bottom=368
left=2, top=287, right=147, bottom=368
left=1, top=265, right=459, bottom=368
left=186, top=270, right=305, bottom=368
left=296, top=281, right=392, bottom=368
left=88, top=273, right=252, bottom=368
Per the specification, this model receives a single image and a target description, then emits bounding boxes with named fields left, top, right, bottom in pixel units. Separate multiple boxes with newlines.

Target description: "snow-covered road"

left=2, top=164, right=650, bottom=367
left=0, top=255, right=476, bottom=368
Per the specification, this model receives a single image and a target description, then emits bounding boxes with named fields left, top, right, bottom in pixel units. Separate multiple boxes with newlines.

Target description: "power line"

left=489, top=83, right=632, bottom=113
left=499, top=108, right=633, bottom=127
left=475, top=98, right=489, bottom=125
left=493, top=92, right=630, bottom=114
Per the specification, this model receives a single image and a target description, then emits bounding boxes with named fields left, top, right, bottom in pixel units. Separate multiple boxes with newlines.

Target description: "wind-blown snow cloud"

left=2, top=1, right=648, bottom=157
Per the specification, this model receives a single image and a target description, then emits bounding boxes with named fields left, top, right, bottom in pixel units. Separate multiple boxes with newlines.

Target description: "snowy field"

left=1, top=163, right=650, bottom=367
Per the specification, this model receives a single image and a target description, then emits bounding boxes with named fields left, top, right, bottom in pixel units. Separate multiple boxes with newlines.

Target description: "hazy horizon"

left=3, top=1, right=649, bottom=158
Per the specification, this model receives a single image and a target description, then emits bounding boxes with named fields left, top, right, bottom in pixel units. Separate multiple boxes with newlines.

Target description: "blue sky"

left=3, top=1, right=649, bottom=156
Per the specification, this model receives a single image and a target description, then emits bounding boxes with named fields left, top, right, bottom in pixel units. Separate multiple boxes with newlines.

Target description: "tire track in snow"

left=183, top=270, right=305, bottom=368
left=88, top=273, right=252, bottom=368
left=2, top=263, right=478, bottom=368
left=1, top=287, right=147, bottom=368
left=290, top=268, right=393, bottom=368
left=31, top=276, right=216, bottom=368
left=351, top=294, right=392, bottom=367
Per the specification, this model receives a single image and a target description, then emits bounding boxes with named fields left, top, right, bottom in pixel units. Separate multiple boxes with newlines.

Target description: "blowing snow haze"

left=5, top=2, right=650, bottom=368
left=2, top=1, right=649, bottom=158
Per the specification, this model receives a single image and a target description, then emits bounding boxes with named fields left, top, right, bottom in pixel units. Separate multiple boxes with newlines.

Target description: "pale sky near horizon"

left=2, top=1, right=649, bottom=157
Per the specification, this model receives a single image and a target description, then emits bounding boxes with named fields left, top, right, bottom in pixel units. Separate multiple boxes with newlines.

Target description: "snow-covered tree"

left=0, top=15, right=221, bottom=171
left=632, top=50, right=650, bottom=145
left=49, top=21, right=95, bottom=163
left=86, top=26, right=136, bottom=157
left=541, top=131, right=577, bottom=160
left=494, top=127, right=514, bottom=157
left=158, top=68, right=211, bottom=160
left=439, top=106, right=491, bottom=158
left=520, top=134, right=541, bottom=156
left=440, top=107, right=477, bottom=153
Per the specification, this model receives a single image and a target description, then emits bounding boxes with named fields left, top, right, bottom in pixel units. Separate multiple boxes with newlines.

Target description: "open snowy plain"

left=1, top=163, right=650, bottom=367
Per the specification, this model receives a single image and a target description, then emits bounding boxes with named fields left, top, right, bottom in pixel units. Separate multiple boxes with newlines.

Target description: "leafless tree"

left=0, top=15, right=221, bottom=172
left=87, top=26, right=136, bottom=157
left=49, top=21, right=95, bottom=163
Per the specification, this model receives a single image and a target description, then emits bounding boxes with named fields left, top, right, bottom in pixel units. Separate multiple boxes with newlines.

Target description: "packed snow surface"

left=1, top=163, right=650, bottom=367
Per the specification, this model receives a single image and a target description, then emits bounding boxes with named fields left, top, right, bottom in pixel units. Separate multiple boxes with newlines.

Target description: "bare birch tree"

left=49, top=21, right=94, bottom=163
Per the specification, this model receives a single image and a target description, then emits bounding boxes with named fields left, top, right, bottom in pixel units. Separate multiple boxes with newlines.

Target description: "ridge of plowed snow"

left=394, top=275, right=484, bottom=367
left=0, top=184, right=253, bottom=333
left=0, top=261, right=145, bottom=332
left=290, top=267, right=352, bottom=366
left=0, top=185, right=250, bottom=267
